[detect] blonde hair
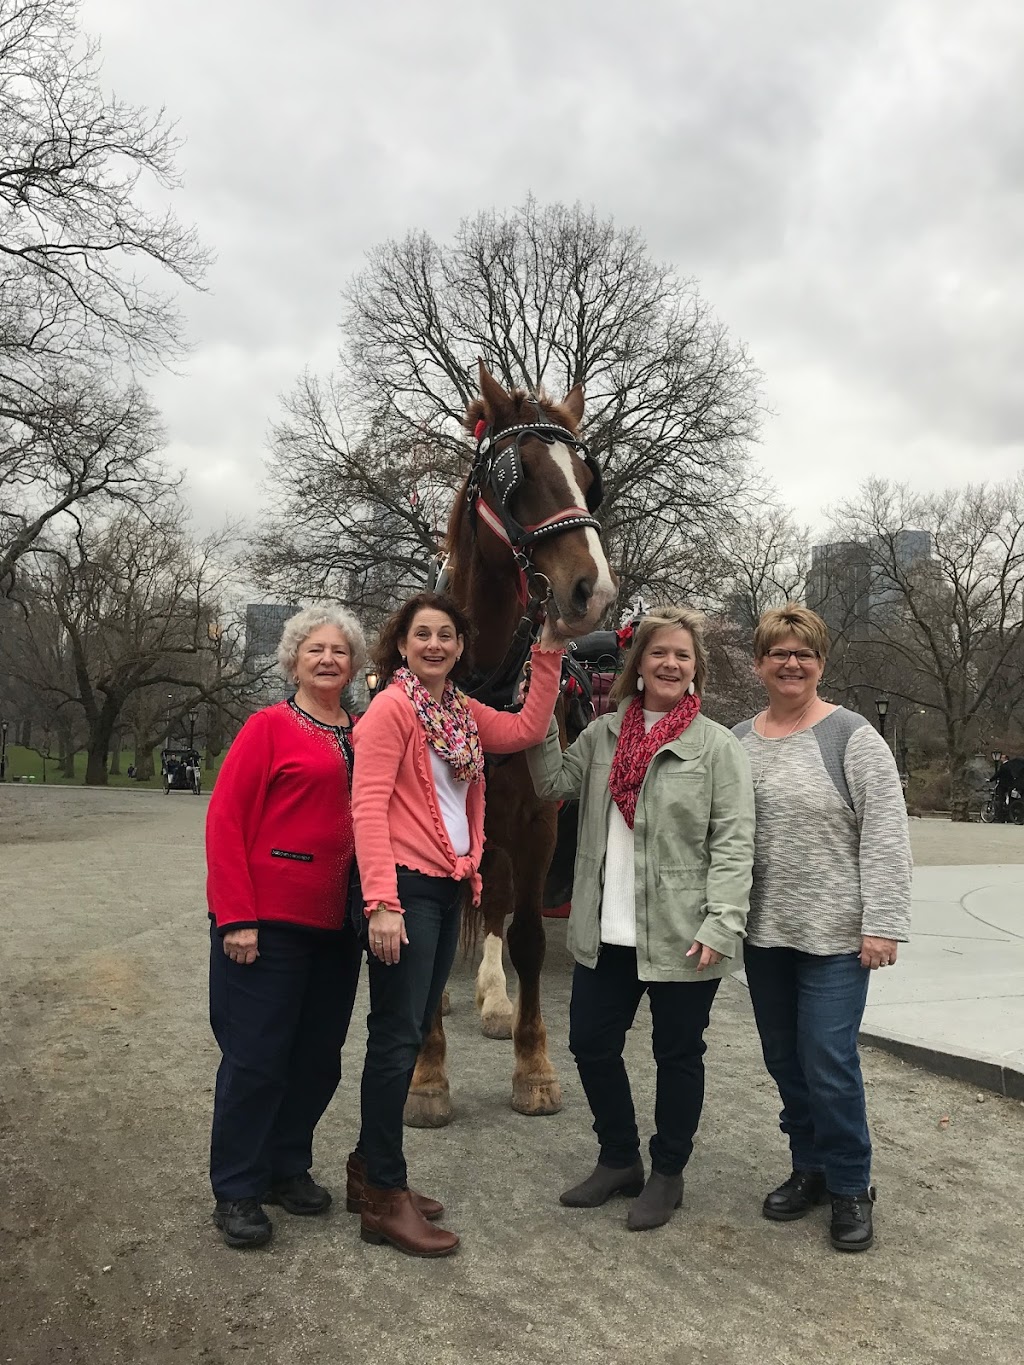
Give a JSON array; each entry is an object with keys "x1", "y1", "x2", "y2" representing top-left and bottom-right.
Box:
[
  {"x1": 753, "y1": 603, "x2": 829, "y2": 662},
  {"x1": 609, "y1": 605, "x2": 708, "y2": 705},
  {"x1": 277, "y1": 604, "x2": 368, "y2": 683}
]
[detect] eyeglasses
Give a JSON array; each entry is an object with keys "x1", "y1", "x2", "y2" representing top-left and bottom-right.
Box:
[{"x1": 765, "y1": 648, "x2": 819, "y2": 663}]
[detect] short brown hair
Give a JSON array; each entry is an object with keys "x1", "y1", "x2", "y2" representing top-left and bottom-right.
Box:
[
  {"x1": 373, "y1": 592, "x2": 475, "y2": 689},
  {"x1": 609, "y1": 605, "x2": 709, "y2": 705},
  {"x1": 753, "y1": 603, "x2": 829, "y2": 662}
]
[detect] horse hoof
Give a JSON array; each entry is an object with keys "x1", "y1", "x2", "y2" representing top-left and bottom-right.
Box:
[
  {"x1": 480, "y1": 1006, "x2": 514, "y2": 1040},
  {"x1": 404, "y1": 1088, "x2": 453, "y2": 1129},
  {"x1": 441, "y1": 989, "x2": 451, "y2": 1017},
  {"x1": 511, "y1": 1078, "x2": 563, "y2": 1116}
]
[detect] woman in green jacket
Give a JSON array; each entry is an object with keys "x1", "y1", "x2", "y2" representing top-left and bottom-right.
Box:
[{"x1": 528, "y1": 605, "x2": 755, "y2": 1231}]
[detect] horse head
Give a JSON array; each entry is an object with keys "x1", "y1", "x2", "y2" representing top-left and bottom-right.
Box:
[{"x1": 461, "y1": 361, "x2": 618, "y2": 635}]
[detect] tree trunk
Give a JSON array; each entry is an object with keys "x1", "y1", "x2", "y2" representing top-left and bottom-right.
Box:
[
  {"x1": 134, "y1": 745, "x2": 155, "y2": 781},
  {"x1": 84, "y1": 698, "x2": 122, "y2": 786},
  {"x1": 109, "y1": 728, "x2": 122, "y2": 776},
  {"x1": 948, "y1": 745, "x2": 970, "y2": 823}
]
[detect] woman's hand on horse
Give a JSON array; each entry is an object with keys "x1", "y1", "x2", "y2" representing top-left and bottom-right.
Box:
[
  {"x1": 368, "y1": 906, "x2": 409, "y2": 965},
  {"x1": 685, "y1": 940, "x2": 723, "y2": 972},
  {"x1": 223, "y1": 927, "x2": 259, "y2": 965},
  {"x1": 539, "y1": 616, "x2": 568, "y2": 650}
]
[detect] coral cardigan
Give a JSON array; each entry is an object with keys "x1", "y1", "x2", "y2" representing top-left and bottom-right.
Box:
[
  {"x1": 351, "y1": 646, "x2": 563, "y2": 914},
  {"x1": 206, "y1": 701, "x2": 355, "y2": 933}
]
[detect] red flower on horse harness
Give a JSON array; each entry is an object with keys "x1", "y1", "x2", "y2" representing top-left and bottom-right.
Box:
[{"x1": 615, "y1": 623, "x2": 635, "y2": 651}]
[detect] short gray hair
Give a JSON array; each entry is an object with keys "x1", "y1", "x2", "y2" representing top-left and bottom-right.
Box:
[{"x1": 277, "y1": 604, "x2": 368, "y2": 684}]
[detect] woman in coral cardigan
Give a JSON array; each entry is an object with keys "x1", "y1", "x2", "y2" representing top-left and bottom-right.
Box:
[{"x1": 350, "y1": 591, "x2": 564, "y2": 1257}]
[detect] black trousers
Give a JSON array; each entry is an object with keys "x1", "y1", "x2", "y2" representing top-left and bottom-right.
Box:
[
  {"x1": 209, "y1": 921, "x2": 361, "y2": 1201},
  {"x1": 357, "y1": 869, "x2": 463, "y2": 1189},
  {"x1": 569, "y1": 945, "x2": 720, "y2": 1176}
]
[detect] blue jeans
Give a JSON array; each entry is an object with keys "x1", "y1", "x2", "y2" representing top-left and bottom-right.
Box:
[
  {"x1": 744, "y1": 945, "x2": 872, "y2": 1196},
  {"x1": 357, "y1": 869, "x2": 463, "y2": 1189}
]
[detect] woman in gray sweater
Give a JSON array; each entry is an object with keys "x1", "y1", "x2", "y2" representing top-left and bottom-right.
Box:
[
  {"x1": 529, "y1": 606, "x2": 754, "y2": 1232},
  {"x1": 734, "y1": 604, "x2": 912, "y2": 1254}
]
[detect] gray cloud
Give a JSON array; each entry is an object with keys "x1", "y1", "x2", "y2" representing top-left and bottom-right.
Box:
[{"x1": 82, "y1": 0, "x2": 1024, "y2": 534}]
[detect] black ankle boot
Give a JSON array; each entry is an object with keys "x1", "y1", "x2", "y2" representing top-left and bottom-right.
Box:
[
  {"x1": 762, "y1": 1169, "x2": 827, "y2": 1222},
  {"x1": 829, "y1": 1187, "x2": 875, "y2": 1251},
  {"x1": 213, "y1": 1198, "x2": 272, "y2": 1248},
  {"x1": 560, "y1": 1160, "x2": 645, "y2": 1208}
]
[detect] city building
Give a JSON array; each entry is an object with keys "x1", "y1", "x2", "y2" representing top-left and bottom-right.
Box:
[
  {"x1": 808, "y1": 531, "x2": 933, "y2": 639},
  {"x1": 244, "y1": 603, "x2": 297, "y2": 702}
]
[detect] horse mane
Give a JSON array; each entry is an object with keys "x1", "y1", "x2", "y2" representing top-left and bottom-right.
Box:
[{"x1": 446, "y1": 386, "x2": 581, "y2": 573}]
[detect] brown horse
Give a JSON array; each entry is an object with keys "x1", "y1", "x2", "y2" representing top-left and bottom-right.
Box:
[{"x1": 403, "y1": 362, "x2": 618, "y2": 1127}]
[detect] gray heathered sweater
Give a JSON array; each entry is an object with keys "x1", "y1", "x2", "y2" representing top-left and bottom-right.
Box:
[{"x1": 733, "y1": 707, "x2": 912, "y2": 954}]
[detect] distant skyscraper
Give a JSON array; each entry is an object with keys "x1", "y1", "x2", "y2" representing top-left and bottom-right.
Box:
[
  {"x1": 245, "y1": 603, "x2": 297, "y2": 701},
  {"x1": 808, "y1": 532, "x2": 932, "y2": 639}
]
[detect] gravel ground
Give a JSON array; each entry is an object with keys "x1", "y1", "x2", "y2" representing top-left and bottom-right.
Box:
[{"x1": 1, "y1": 786, "x2": 1022, "y2": 1365}]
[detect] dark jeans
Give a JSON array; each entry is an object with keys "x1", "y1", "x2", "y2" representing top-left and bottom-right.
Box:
[
  {"x1": 569, "y1": 945, "x2": 720, "y2": 1177},
  {"x1": 209, "y1": 921, "x2": 361, "y2": 1201},
  {"x1": 357, "y1": 869, "x2": 463, "y2": 1189},
  {"x1": 744, "y1": 944, "x2": 872, "y2": 1196}
]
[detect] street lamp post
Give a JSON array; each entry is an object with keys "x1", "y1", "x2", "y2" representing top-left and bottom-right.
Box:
[
  {"x1": 0, "y1": 719, "x2": 8, "y2": 782},
  {"x1": 365, "y1": 667, "x2": 379, "y2": 700},
  {"x1": 165, "y1": 693, "x2": 173, "y2": 749},
  {"x1": 874, "y1": 696, "x2": 889, "y2": 742}
]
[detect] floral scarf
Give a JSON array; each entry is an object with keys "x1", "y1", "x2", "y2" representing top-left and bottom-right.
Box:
[
  {"x1": 608, "y1": 692, "x2": 702, "y2": 829},
  {"x1": 395, "y1": 666, "x2": 485, "y2": 784}
]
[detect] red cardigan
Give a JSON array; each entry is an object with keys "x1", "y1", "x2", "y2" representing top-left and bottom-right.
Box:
[
  {"x1": 206, "y1": 701, "x2": 355, "y2": 934},
  {"x1": 351, "y1": 647, "x2": 563, "y2": 914}
]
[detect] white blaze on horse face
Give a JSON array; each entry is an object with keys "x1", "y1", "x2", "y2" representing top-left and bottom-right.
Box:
[{"x1": 545, "y1": 442, "x2": 618, "y2": 620}]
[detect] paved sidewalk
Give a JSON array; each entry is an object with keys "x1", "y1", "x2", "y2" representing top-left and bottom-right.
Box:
[{"x1": 859, "y1": 862, "x2": 1024, "y2": 1097}]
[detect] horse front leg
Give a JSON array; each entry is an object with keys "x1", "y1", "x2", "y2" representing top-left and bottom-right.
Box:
[
  {"x1": 403, "y1": 1004, "x2": 453, "y2": 1128},
  {"x1": 474, "y1": 847, "x2": 515, "y2": 1040},
  {"x1": 506, "y1": 809, "x2": 562, "y2": 1116}
]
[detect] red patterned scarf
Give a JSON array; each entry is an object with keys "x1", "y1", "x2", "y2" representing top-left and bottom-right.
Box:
[{"x1": 608, "y1": 692, "x2": 702, "y2": 829}]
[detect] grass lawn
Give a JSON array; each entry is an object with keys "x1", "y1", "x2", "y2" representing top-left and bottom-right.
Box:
[{"x1": 2, "y1": 745, "x2": 225, "y2": 790}]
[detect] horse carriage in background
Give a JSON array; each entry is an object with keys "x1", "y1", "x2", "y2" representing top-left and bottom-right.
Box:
[{"x1": 161, "y1": 748, "x2": 202, "y2": 796}]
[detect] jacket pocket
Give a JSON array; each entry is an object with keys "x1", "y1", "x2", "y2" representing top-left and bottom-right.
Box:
[{"x1": 270, "y1": 849, "x2": 314, "y2": 862}]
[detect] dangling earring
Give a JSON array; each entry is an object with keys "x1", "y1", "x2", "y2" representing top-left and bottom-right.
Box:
[
  {"x1": 687, "y1": 680, "x2": 695, "y2": 695},
  {"x1": 400, "y1": 654, "x2": 408, "y2": 667},
  {"x1": 636, "y1": 676, "x2": 645, "y2": 692}
]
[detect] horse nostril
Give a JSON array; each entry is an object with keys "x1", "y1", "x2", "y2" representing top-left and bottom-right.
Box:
[{"x1": 570, "y1": 577, "x2": 594, "y2": 615}]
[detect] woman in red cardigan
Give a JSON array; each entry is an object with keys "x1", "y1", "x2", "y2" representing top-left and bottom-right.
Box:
[
  {"x1": 349, "y1": 591, "x2": 564, "y2": 1256},
  {"x1": 205, "y1": 604, "x2": 367, "y2": 1249}
]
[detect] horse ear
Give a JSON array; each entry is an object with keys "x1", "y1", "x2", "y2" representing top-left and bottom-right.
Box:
[
  {"x1": 478, "y1": 360, "x2": 512, "y2": 421},
  {"x1": 562, "y1": 383, "x2": 585, "y2": 426}
]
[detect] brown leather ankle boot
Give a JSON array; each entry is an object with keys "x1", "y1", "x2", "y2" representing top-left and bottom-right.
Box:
[
  {"x1": 360, "y1": 1185, "x2": 459, "y2": 1257},
  {"x1": 345, "y1": 1151, "x2": 444, "y2": 1221}
]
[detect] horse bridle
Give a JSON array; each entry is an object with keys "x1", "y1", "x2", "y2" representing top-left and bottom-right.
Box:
[{"x1": 467, "y1": 405, "x2": 604, "y2": 598}]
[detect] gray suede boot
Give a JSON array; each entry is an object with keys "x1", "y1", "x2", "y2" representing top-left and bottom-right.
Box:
[
  {"x1": 559, "y1": 1159, "x2": 646, "y2": 1208},
  {"x1": 626, "y1": 1172, "x2": 683, "y2": 1231}
]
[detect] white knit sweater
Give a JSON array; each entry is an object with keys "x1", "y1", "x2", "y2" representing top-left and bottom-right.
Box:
[{"x1": 600, "y1": 710, "x2": 662, "y2": 946}]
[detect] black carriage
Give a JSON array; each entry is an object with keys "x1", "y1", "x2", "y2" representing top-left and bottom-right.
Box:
[{"x1": 161, "y1": 747, "x2": 202, "y2": 796}]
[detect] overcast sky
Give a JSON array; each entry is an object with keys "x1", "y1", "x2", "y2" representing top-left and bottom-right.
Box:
[{"x1": 81, "y1": 0, "x2": 1024, "y2": 537}]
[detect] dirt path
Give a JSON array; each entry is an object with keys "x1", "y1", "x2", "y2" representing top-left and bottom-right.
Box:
[{"x1": 1, "y1": 788, "x2": 1022, "y2": 1365}]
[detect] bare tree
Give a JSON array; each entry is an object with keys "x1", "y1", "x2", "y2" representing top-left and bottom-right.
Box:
[
  {"x1": 715, "y1": 503, "x2": 810, "y2": 629},
  {"x1": 13, "y1": 505, "x2": 261, "y2": 784},
  {"x1": 252, "y1": 198, "x2": 763, "y2": 612},
  {"x1": 0, "y1": 0, "x2": 208, "y2": 590},
  {"x1": 824, "y1": 477, "x2": 1024, "y2": 819}
]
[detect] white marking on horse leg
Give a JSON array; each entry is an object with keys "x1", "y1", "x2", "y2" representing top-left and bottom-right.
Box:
[{"x1": 476, "y1": 932, "x2": 514, "y2": 1037}]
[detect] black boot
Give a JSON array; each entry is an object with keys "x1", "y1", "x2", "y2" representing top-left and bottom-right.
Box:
[
  {"x1": 627, "y1": 1172, "x2": 683, "y2": 1231},
  {"x1": 762, "y1": 1170, "x2": 827, "y2": 1222},
  {"x1": 829, "y1": 1187, "x2": 875, "y2": 1251},
  {"x1": 265, "y1": 1171, "x2": 332, "y2": 1215},
  {"x1": 213, "y1": 1198, "x2": 272, "y2": 1248},
  {"x1": 560, "y1": 1159, "x2": 645, "y2": 1207}
]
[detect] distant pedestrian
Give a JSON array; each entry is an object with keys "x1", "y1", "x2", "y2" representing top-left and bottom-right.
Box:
[
  {"x1": 734, "y1": 604, "x2": 912, "y2": 1252},
  {"x1": 529, "y1": 605, "x2": 755, "y2": 1231},
  {"x1": 205, "y1": 604, "x2": 367, "y2": 1249}
]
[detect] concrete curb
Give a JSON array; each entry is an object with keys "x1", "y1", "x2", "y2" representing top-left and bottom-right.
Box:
[{"x1": 858, "y1": 1031, "x2": 1024, "y2": 1101}]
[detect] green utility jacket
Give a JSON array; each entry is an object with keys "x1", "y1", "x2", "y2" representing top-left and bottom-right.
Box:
[{"x1": 527, "y1": 706, "x2": 755, "y2": 982}]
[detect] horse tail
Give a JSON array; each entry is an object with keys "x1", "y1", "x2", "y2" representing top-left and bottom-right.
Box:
[{"x1": 459, "y1": 882, "x2": 484, "y2": 957}]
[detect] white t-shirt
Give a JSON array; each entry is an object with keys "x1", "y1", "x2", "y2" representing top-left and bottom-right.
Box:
[
  {"x1": 600, "y1": 710, "x2": 662, "y2": 947},
  {"x1": 429, "y1": 749, "x2": 471, "y2": 856}
]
